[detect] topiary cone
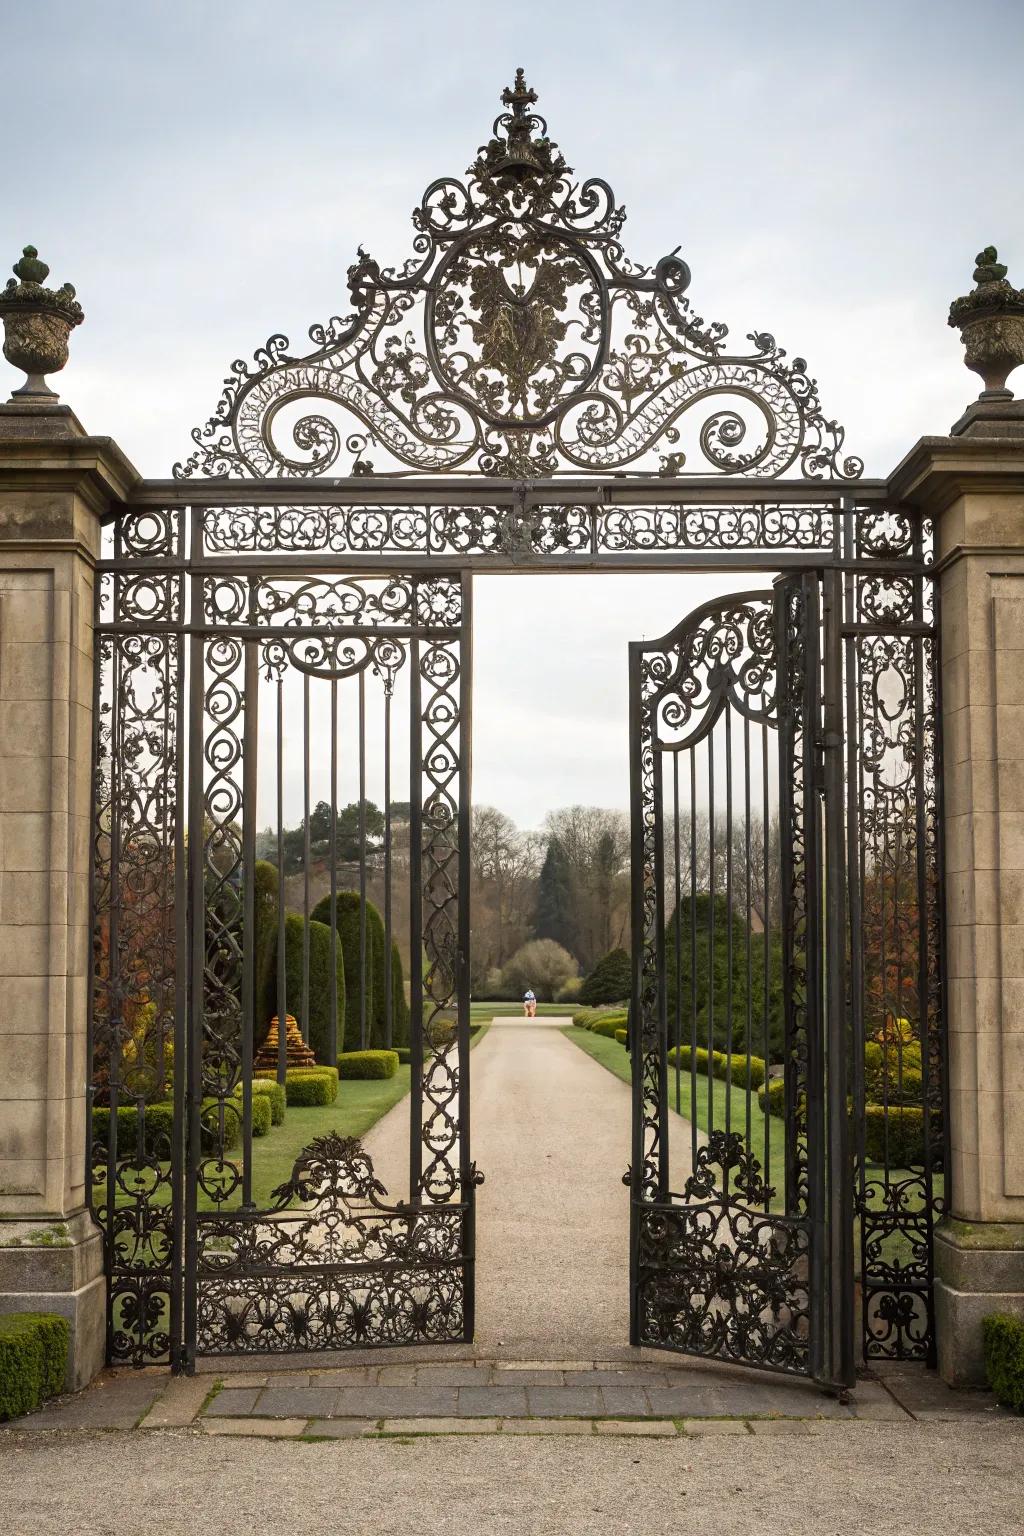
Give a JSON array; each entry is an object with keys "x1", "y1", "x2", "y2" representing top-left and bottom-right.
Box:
[{"x1": 254, "y1": 1013, "x2": 318, "y2": 1071}]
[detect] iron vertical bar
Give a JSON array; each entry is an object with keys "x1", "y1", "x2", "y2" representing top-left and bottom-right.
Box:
[
  {"x1": 690, "y1": 747, "x2": 699, "y2": 1171},
  {"x1": 240, "y1": 633, "x2": 258, "y2": 1207},
  {"x1": 673, "y1": 751, "x2": 682, "y2": 1116},
  {"x1": 409, "y1": 628, "x2": 424, "y2": 1199},
  {"x1": 823, "y1": 564, "x2": 854, "y2": 1389},
  {"x1": 628, "y1": 639, "x2": 646, "y2": 1346},
  {"x1": 458, "y1": 573, "x2": 475, "y2": 1340},
  {"x1": 276, "y1": 678, "x2": 287, "y2": 1084},
  {"x1": 301, "y1": 672, "x2": 311, "y2": 1047},
  {"x1": 184, "y1": 531, "x2": 205, "y2": 1373},
  {"x1": 329, "y1": 678, "x2": 339, "y2": 1059},
  {"x1": 653, "y1": 747, "x2": 669, "y2": 1199},
  {"x1": 725, "y1": 706, "x2": 734, "y2": 1146},
  {"x1": 359, "y1": 670, "x2": 368, "y2": 1050},
  {"x1": 170, "y1": 616, "x2": 187, "y2": 1369},
  {"x1": 384, "y1": 682, "x2": 393, "y2": 1049}
]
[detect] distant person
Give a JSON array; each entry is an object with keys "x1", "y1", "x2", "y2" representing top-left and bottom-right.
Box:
[{"x1": 523, "y1": 988, "x2": 537, "y2": 1018}]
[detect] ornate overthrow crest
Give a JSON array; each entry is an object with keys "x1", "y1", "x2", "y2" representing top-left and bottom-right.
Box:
[{"x1": 177, "y1": 70, "x2": 862, "y2": 481}]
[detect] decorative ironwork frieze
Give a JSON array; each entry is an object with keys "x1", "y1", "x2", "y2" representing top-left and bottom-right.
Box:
[{"x1": 178, "y1": 73, "x2": 862, "y2": 483}]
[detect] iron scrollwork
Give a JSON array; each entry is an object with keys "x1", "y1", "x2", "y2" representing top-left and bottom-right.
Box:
[
  {"x1": 196, "y1": 1134, "x2": 466, "y2": 1353},
  {"x1": 178, "y1": 71, "x2": 862, "y2": 483}
]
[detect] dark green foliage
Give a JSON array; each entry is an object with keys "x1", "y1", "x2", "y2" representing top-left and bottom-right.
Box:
[
  {"x1": 395, "y1": 1047, "x2": 412, "y2": 1065},
  {"x1": 862, "y1": 1105, "x2": 928, "y2": 1165},
  {"x1": 93, "y1": 1100, "x2": 242, "y2": 1155},
  {"x1": 389, "y1": 941, "x2": 410, "y2": 1048},
  {"x1": 983, "y1": 1314, "x2": 1024, "y2": 1413},
  {"x1": 337, "y1": 1049, "x2": 399, "y2": 1080},
  {"x1": 311, "y1": 891, "x2": 387, "y2": 1050},
  {"x1": 664, "y1": 895, "x2": 784, "y2": 1060},
  {"x1": 253, "y1": 861, "x2": 280, "y2": 1044},
  {"x1": 580, "y1": 946, "x2": 631, "y2": 1006},
  {"x1": 0, "y1": 1314, "x2": 69, "y2": 1420},
  {"x1": 264, "y1": 912, "x2": 346, "y2": 1065},
  {"x1": 534, "y1": 836, "x2": 574, "y2": 952},
  {"x1": 262, "y1": 799, "x2": 387, "y2": 875}
]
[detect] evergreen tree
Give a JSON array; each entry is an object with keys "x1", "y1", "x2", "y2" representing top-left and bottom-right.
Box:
[
  {"x1": 534, "y1": 837, "x2": 574, "y2": 952},
  {"x1": 580, "y1": 946, "x2": 632, "y2": 1005}
]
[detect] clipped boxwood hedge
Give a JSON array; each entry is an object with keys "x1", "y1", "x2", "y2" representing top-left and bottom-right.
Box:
[
  {"x1": 863, "y1": 1104, "x2": 928, "y2": 1166},
  {"x1": 92, "y1": 1100, "x2": 242, "y2": 1155},
  {"x1": 0, "y1": 1313, "x2": 69, "y2": 1420},
  {"x1": 251, "y1": 1077, "x2": 286, "y2": 1125},
  {"x1": 229, "y1": 1085, "x2": 272, "y2": 1137},
  {"x1": 395, "y1": 1047, "x2": 412, "y2": 1065},
  {"x1": 589, "y1": 1015, "x2": 628, "y2": 1039},
  {"x1": 668, "y1": 1045, "x2": 767, "y2": 1090},
  {"x1": 256, "y1": 1066, "x2": 339, "y2": 1107},
  {"x1": 311, "y1": 891, "x2": 386, "y2": 1050},
  {"x1": 983, "y1": 1313, "x2": 1024, "y2": 1414},
  {"x1": 614, "y1": 1028, "x2": 628, "y2": 1045},
  {"x1": 337, "y1": 1049, "x2": 399, "y2": 1080}
]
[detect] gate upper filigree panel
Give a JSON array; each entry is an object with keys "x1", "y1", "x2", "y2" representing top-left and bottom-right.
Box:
[{"x1": 177, "y1": 71, "x2": 862, "y2": 482}]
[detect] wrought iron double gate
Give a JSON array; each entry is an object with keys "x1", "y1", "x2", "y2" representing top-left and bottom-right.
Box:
[{"x1": 87, "y1": 71, "x2": 945, "y2": 1382}]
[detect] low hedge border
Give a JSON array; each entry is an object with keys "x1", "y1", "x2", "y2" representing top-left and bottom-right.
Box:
[
  {"x1": 338, "y1": 1050, "x2": 399, "y2": 1080},
  {"x1": 668, "y1": 1045, "x2": 767, "y2": 1091},
  {"x1": 0, "y1": 1313, "x2": 69, "y2": 1421},
  {"x1": 983, "y1": 1313, "x2": 1024, "y2": 1414},
  {"x1": 92, "y1": 1100, "x2": 242, "y2": 1155},
  {"x1": 255, "y1": 1066, "x2": 339, "y2": 1107},
  {"x1": 614, "y1": 1028, "x2": 628, "y2": 1045},
  {"x1": 758, "y1": 1081, "x2": 935, "y2": 1166}
]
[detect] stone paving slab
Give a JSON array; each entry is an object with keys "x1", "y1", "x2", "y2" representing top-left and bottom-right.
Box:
[
  {"x1": 8, "y1": 1359, "x2": 1014, "y2": 1436},
  {"x1": 382, "y1": 1417, "x2": 502, "y2": 1435},
  {"x1": 202, "y1": 1417, "x2": 307, "y2": 1437}
]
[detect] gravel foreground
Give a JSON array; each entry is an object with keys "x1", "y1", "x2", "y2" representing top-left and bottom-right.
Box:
[{"x1": 1, "y1": 1421, "x2": 1021, "y2": 1536}]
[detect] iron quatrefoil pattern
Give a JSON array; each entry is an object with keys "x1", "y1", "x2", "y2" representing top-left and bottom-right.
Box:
[{"x1": 177, "y1": 69, "x2": 863, "y2": 482}]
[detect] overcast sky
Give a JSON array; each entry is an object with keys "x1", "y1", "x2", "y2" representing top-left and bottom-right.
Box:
[{"x1": 4, "y1": 2, "x2": 1023, "y2": 826}]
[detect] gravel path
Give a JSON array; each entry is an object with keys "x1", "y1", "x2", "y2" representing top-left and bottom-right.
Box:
[
  {"x1": 364, "y1": 1015, "x2": 695, "y2": 1359},
  {"x1": 2, "y1": 1420, "x2": 1021, "y2": 1536}
]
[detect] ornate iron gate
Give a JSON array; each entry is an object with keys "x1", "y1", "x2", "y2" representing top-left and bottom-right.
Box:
[
  {"x1": 629, "y1": 576, "x2": 849, "y2": 1384},
  {"x1": 87, "y1": 70, "x2": 945, "y2": 1373},
  {"x1": 90, "y1": 541, "x2": 475, "y2": 1366}
]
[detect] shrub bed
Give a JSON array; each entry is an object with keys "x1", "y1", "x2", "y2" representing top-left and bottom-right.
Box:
[
  {"x1": 983, "y1": 1313, "x2": 1024, "y2": 1414},
  {"x1": 0, "y1": 1313, "x2": 69, "y2": 1421},
  {"x1": 395, "y1": 1047, "x2": 412, "y2": 1065},
  {"x1": 614, "y1": 1028, "x2": 628, "y2": 1045},
  {"x1": 337, "y1": 1049, "x2": 399, "y2": 1081},
  {"x1": 572, "y1": 1006, "x2": 626, "y2": 1029}
]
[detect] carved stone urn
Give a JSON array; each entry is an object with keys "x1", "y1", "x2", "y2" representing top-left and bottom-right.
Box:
[
  {"x1": 0, "y1": 246, "x2": 84, "y2": 399},
  {"x1": 948, "y1": 247, "x2": 1024, "y2": 398}
]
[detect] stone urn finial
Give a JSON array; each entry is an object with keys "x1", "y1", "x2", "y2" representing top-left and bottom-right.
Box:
[
  {"x1": 948, "y1": 246, "x2": 1024, "y2": 399},
  {"x1": 0, "y1": 245, "x2": 84, "y2": 401}
]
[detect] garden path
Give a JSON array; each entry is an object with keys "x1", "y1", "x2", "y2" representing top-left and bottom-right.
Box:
[{"x1": 363, "y1": 1015, "x2": 699, "y2": 1360}]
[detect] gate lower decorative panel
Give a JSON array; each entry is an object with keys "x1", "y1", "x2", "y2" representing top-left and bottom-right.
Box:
[{"x1": 195, "y1": 1135, "x2": 467, "y2": 1353}]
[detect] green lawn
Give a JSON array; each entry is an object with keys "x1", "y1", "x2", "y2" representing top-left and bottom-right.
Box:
[
  {"x1": 563, "y1": 1025, "x2": 789, "y2": 1205},
  {"x1": 228, "y1": 1064, "x2": 415, "y2": 1210},
  {"x1": 235, "y1": 1023, "x2": 491, "y2": 1209}
]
